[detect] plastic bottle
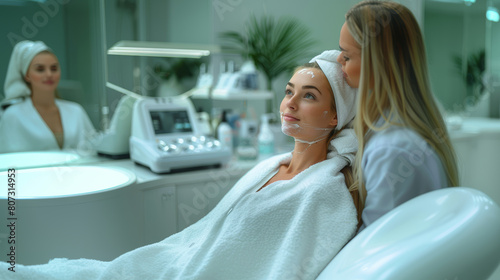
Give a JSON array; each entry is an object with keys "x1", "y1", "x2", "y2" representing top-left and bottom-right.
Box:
[
  {"x1": 258, "y1": 114, "x2": 274, "y2": 158},
  {"x1": 215, "y1": 61, "x2": 232, "y2": 90},
  {"x1": 240, "y1": 60, "x2": 259, "y2": 90},
  {"x1": 196, "y1": 107, "x2": 212, "y2": 136},
  {"x1": 236, "y1": 118, "x2": 258, "y2": 160},
  {"x1": 217, "y1": 110, "x2": 233, "y2": 149},
  {"x1": 196, "y1": 63, "x2": 213, "y2": 88}
]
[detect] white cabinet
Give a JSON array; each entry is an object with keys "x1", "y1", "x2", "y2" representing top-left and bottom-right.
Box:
[
  {"x1": 143, "y1": 185, "x2": 177, "y2": 243},
  {"x1": 142, "y1": 165, "x2": 250, "y2": 244},
  {"x1": 449, "y1": 117, "x2": 500, "y2": 206}
]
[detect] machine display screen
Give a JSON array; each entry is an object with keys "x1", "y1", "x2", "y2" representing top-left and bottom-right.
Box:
[{"x1": 150, "y1": 110, "x2": 193, "y2": 134}]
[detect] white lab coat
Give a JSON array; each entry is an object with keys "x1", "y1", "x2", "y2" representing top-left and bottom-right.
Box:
[
  {"x1": 359, "y1": 124, "x2": 449, "y2": 231},
  {"x1": 0, "y1": 98, "x2": 95, "y2": 153}
]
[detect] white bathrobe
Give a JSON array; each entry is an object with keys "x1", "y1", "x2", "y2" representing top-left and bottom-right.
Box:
[
  {"x1": 0, "y1": 148, "x2": 358, "y2": 279},
  {"x1": 0, "y1": 98, "x2": 95, "y2": 153}
]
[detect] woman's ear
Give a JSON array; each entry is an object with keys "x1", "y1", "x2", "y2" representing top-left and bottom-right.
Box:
[
  {"x1": 329, "y1": 113, "x2": 338, "y2": 127},
  {"x1": 24, "y1": 74, "x2": 31, "y2": 83}
]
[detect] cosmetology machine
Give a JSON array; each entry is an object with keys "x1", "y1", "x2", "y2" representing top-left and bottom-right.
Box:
[
  {"x1": 129, "y1": 96, "x2": 232, "y2": 173},
  {"x1": 95, "y1": 95, "x2": 138, "y2": 158}
]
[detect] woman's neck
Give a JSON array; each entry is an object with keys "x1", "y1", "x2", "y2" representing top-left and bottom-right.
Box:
[
  {"x1": 31, "y1": 90, "x2": 56, "y2": 108},
  {"x1": 286, "y1": 139, "x2": 329, "y2": 175}
]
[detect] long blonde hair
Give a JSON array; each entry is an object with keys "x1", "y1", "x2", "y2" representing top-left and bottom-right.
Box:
[{"x1": 346, "y1": 0, "x2": 459, "y2": 207}]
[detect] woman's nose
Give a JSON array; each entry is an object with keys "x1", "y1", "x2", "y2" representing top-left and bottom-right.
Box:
[
  {"x1": 336, "y1": 54, "x2": 344, "y2": 65},
  {"x1": 286, "y1": 96, "x2": 298, "y2": 110}
]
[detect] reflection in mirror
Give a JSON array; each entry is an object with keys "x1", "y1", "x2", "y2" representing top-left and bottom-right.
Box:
[
  {"x1": 486, "y1": 0, "x2": 500, "y2": 118},
  {"x1": 424, "y1": 0, "x2": 500, "y2": 118},
  {"x1": 0, "y1": 151, "x2": 80, "y2": 172},
  {"x1": 0, "y1": 0, "x2": 103, "y2": 157}
]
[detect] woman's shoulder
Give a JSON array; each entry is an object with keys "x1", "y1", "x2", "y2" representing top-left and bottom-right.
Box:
[
  {"x1": 56, "y1": 99, "x2": 83, "y2": 108},
  {"x1": 56, "y1": 99, "x2": 87, "y2": 114},
  {"x1": 1, "y1": 99, "x2": 30, "y2": 117},
  {"x1": 368, "y1": 125, "x2": 426, "y2": 149},
  {"x1": 252, "y1": 152, "x2": 292, "y2": 170}
]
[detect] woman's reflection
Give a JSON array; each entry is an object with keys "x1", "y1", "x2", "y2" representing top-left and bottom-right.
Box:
[{"x1": 0, "y1": 40, "x2": 95, "y2": 154}]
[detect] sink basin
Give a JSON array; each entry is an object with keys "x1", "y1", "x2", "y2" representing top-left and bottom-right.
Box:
[
  {"x1": 0, "y1": 151, "x2": 81, "y2": 171},
  {"x1": 0, "y1": 165, "x2": 136, "y2": 199},
  {"x1": 0, "y1": 165, "x2": 140, "y2": 265}
]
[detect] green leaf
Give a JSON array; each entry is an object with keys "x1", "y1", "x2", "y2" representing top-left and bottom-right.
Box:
[{"x1": 219, "y1": 14, "x2": 316, "y2": 90}]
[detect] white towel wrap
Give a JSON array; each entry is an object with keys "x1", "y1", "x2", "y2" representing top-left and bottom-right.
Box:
[
  {"x1": 4, "y1": 40, "x2": 52, "y2": 101},
  {"x1": 309, "y1": 50, "x2": 357, "y2": 131}
]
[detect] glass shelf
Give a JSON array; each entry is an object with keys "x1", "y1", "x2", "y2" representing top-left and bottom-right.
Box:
[
  {"x1": 107, "y1": 40, "x2": 220, "y2": 58},
  {"x1": 191, "y1": 88, "x2": 273, "y2": 100}
]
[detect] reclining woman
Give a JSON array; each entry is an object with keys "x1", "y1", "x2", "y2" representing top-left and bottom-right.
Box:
[{"x1": 0, "y1": 50, "x2": 359, "y2": 280}]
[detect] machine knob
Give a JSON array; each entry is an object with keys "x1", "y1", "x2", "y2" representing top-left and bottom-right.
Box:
[
  {"x1": 212, "y1": 140, "x2": 221, "y2": 149},
  {"x1": 168, "y1": 144, "x2": 178, "y2": 153},
  {"x1": 157, "y1": 139, "x2": 167, "y2": 150}
]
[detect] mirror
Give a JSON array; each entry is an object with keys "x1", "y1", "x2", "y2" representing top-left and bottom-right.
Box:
[
  {"x1": 424, "y1": 0, "x2": 500, "y2": 118},
  {"x1": 486, "y1": 0, "x2": 500, "y2": 118},
  {"x1": 0, "y1": 0, "x2": 103, "y2": 127},
  {"x1": 0, "y1": 0, "x2": 105, "y2": 157}
]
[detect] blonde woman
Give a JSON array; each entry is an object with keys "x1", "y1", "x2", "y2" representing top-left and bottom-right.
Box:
[
  {"x1": 337, "y1": 0, "x2": 459, "y2": 231},
  {"x1": 0, "y1": 40, "x2": 95, "y2": 153}
]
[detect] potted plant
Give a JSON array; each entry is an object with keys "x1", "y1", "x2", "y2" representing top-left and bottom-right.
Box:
[
  {"x1": 220, "y1": 15, "x2": 316, "y2": 112},
  {"x1": 153, "y1": 58, "x2": 202, "y2": 96},
  {"x1": 453, "y1": 49, "x2": 487, "y2": 115}
]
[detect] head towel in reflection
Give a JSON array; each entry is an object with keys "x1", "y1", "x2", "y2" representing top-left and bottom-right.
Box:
[{"x1": 4, "y1": 40, "x2": 52, "y2": 101}]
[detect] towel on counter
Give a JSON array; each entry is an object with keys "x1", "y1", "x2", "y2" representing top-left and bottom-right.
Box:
[
  {"x1": 4, "y1": 40, "x2": 52, "y2": 101},
  {"x1": 0, "y1": 140, "x2": 358, "y2": 279}
]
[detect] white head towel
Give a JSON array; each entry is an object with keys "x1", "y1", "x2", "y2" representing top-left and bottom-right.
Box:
[
  {"x1": 309, "y1": 50, "x2": 358, "y2": 163},
  {"x1": 327, "y1": 128, "x2": 358, "y2": 162},
  {"x1": 309, "y1": 50, "x2": 357, "y2": 130},
  {"x1": 4, "y1": 40, "x2": 52, "y2": 101}
]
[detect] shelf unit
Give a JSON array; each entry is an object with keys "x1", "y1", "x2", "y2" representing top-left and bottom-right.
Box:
[{"x1": 191, "y1": 88, "x2": 273, "y2": 100}]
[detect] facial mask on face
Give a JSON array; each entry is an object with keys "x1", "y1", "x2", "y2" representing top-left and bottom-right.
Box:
[
  {"x1": 280, "y1": 111, "x2": 334, "y2": 154},
  {"x1": 296, "y1": 69, "x2": 315, "y2": 79}
]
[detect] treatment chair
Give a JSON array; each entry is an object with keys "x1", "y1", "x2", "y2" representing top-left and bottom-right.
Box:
[{"x1": 317, "y1": 187, "x2": 500, "y2": 280}]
